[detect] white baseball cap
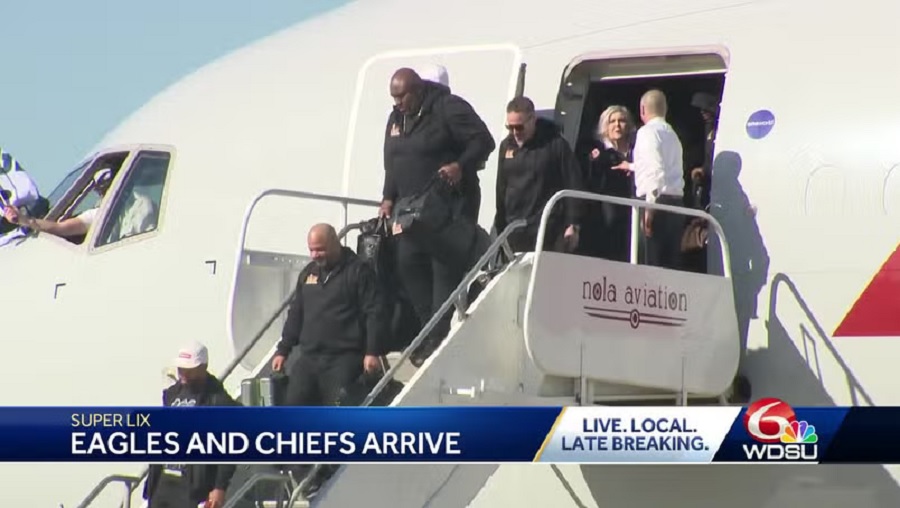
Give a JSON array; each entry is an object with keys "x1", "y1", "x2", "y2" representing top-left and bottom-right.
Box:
[
  {"x1": 92, "y1": 168, "x2": 113, "y2": 185},
  {"x1": 417, "y1": 63, "x2": 449, "y2": 87},
  {"x1": 174, "y1": 341, "x2": 208, "y2": 369}
]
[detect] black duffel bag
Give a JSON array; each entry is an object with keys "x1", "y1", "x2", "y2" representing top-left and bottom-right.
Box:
[
  {"x1": 392, "y1": 176, "x2": 455, "y2": 236},
  {"x1": 419, "y1": 214, "x2": 491, "y2": 274},
  {"x1": 392, "y1": 177, "x2": 491, "y2": 273}
]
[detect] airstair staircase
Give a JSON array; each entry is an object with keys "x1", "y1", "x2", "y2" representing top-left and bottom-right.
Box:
[{"x1": 74, "y1": 190, "x2": 742, "y2": 508}]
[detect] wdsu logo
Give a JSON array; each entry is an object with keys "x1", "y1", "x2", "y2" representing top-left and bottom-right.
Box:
[{"x1": 741, "y1": 398, "x2": 818, "y2": 461}]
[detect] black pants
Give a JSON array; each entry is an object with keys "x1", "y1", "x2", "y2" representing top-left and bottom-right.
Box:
[
  {"x1": 642, "y1": 195, "x2": 685, "y2": 270},
  {"x1": 395, "y1": 233, "x2": 464, "y2": 342},
  {"x1": 579, "y1": 203, "x2": 632, "y2": 262},
  {"x1": 282, "y1": 352, "x2": 362, "y2": 489},
  {"x1": 394, "y1": 185, "x2": 479, "y2": 343},
  {"x1": 463, "y1": 182, "x2": 481, "y2": 224},
  {"x1": 149, "y1": 474, "x2": 198, "y2": 508},
  {"x1": 284, "y1": 352, "x2": 363, "y2": 406}
]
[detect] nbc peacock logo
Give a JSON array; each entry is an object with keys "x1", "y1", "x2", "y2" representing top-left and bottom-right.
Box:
[
  {"x1": 779, "y1": 420, "x2": 818, "y2": 445},
  {"x1": 741, "y1": 398, "x2": 819, "y2": 461}
]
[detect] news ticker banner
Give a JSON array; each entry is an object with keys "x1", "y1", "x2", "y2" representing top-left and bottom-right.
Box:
[{"x1": 0, "y1": 399, "x2": 897, "y2": 463}]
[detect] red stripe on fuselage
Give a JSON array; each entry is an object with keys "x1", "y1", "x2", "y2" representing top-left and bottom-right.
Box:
[{"x1": 833, "y1": 244, "x2": 900, "y2": 337}]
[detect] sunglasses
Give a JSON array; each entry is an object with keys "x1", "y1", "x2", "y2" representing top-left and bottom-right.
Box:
[{"x1": 506, "y1": 124, "x2": 526, "y2": 132}]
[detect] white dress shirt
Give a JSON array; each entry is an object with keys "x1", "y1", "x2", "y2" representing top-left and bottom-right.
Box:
[
  {"x1": 632, "y1": 117, "x2": 684, "y2": 203},
  {"x1": 76, "y1": 207, "x2": 99, "y2": 228}
]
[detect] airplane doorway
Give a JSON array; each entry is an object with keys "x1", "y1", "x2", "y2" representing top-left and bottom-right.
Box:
[
  {"x1": 573, "y1": 74, "x2": 726, "y2": 193},
  {"x1": 553, "y1": 51, "x2": 727, "y2": 271},
  {"x1": 554, "y1": 51, "x2": 727, "y2": 191}
]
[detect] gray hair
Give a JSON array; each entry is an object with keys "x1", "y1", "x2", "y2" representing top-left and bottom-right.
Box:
[
  {"x1": 640, "y1": 89, "x2": 667, "y2": 117},
  {"x1": 597, "y1": 105, "x2": 636, "y2": 145}
]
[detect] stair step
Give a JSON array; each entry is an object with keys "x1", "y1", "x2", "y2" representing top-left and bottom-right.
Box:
[
  {"x1": 261, "y1": 501, "x2": 309, "y2": 508},
  {"x1": 385, "y1": 352, "x2": 418, "y2": 384}
]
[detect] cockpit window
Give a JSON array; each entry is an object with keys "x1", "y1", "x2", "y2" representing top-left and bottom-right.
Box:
[
  {"x1": 95, "y1": 151, "x2": 171, "y2": 247},
  {"x1": 45, "y1": 158, "x2": 93, "y2": 210}
]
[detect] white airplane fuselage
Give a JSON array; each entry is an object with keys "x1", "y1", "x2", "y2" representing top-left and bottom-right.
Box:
[{"x1": 2, "y1": 0, "x2": 900, "y2": 506}]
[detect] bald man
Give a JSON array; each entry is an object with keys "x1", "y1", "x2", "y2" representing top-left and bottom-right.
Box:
[
  {"x1": 381, "y1": 67, "x2": 495, "y2": 366},
  {"x1": 272, "y1": 223, "x2": 385, "y2": 405},
  {"x1": 270, "y1": 223, "x2": 386, "y2": 496},
  {"x1": 616, "y1": 90, "x2": 685, "y2": 269},
  {"x1": 382, "y1": 67, "x2": 494, "y2": 220}
]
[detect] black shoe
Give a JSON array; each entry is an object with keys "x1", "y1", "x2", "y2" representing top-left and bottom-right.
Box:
[
  {"x1": 410, "y1": 338, "x2": 441, "y2": 367},
  {"x1": 300, "y1": 465, "x2": 338, "y2": 500},
  {"x1": 299, "y1": 479, "x2": 322, "y2": 500}
]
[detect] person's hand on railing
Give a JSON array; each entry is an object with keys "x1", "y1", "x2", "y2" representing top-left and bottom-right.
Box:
[{"x1": 642, "y1": 209, "x2": 654, "y2": 237}]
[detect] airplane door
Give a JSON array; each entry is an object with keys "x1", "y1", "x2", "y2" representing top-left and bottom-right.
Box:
[
  {"x1": 553, "y1": 63, "x2": 591, "y2": 150},
  {"x1": 514, "y1": 63, "x2": 527, "y2": 98},
  {"x1": 342, "y1": 44, "x2": 524, "y2": 230}
]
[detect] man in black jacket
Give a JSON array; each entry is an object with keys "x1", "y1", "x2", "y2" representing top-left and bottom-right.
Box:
[
  {"x1": 379, "y1": 68, "x2": 495, "y2": 366},
  {"x1": 271, "y1": 223, "x2": 384, "y2": 403},
  {"x1": 144, "y1": 342, "x2": 239, "y2": 508},
  {"x1": 494, "y1": 96, "x2": 584, "y2": 253},
  {"x1": 271, "y1": 223, "x2": 384, "y2": 497}
]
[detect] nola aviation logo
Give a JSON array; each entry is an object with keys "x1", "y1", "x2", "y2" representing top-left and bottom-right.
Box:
[{"x1": 741, "y1": 398, "x2": 819, "y2": 461}]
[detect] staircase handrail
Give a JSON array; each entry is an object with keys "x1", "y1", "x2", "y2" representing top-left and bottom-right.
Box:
[
  {"x1": 74, "y1": 474, "x2": 142, "y2": 508},
  {"x1": 531, "y1": 190, "x2": 733, "y2": 276},
  {"x1": 221, "y1": 472, "x2": 294, "y2": 508}
]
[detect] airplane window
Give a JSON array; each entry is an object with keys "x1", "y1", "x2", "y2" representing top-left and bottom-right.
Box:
[
  {"x1": 70, "y1": 191, "x2": 102, "y2": 218},
  {"x1": 46, "y1": 159, "x2": 93, "y2": 209},
  {"x1": 95, "y1": 151, "x2": 171, "y2": 247}
]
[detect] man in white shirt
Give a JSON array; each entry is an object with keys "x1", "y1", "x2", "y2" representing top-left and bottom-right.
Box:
[{"x1": 617, "y1": 89, "x2": 685, "y2": 269}]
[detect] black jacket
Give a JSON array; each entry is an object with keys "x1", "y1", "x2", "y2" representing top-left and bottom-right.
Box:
[
  {"x1": 144, "y1": 373, "x2": 240, "y2": 503},
  {"x1": 276, "y1": 247, "x2": 384, "y2": 358},
  {"x1": 382, "y1": 81, "x2": 495, "y2": 201},
  {"x1": 494, "y1": 118, "x2": 585, "y2": 233}
]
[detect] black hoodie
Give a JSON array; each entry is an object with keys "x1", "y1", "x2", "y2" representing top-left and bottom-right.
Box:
[
  {"x1": 494, "y1": 118, "x2": 585, "y2": 233},
  {"x1": 144, "y1": 373, "x2": 240, "y2": 504},
  {"x1": 276, "y1": 246, "x2": 384, "y2": 358},
  {"x1": 382, "y1": 81, "x2": 496, "y2": 201}
]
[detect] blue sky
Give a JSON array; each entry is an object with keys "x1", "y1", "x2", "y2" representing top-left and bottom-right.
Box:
[{"x1": 0, "y1": 0, "x2": 349, "y2": 191}]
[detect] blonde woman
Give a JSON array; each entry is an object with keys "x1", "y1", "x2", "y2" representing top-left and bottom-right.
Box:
[{"x1": 579, "y1": 105, "x2": 636, "y2": 261}]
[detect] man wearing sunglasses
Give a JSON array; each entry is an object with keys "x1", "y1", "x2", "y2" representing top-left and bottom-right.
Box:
[{"x1": 494, "y1": 96, "x2": 584, "y2": 253}]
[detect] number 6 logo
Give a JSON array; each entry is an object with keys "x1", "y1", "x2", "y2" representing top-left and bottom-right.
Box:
[{"x1": 743, "y1": 397, "x2": 797, "y2": 444}]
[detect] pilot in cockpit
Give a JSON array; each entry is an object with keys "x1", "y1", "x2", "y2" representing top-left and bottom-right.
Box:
[{"x1": 2, "y1": 167, "x2": 113, "y2": 241}]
